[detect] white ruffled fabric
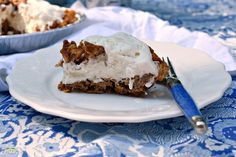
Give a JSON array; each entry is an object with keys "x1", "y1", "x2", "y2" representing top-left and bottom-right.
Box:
[{"x1": 0, "y1": 6, "x2": 235, "y2": 91}]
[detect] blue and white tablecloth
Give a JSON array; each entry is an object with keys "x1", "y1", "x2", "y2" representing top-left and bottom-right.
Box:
[
  {"x1": 1, "y1": 0, "x2": 236, "y2": 156},
  {"x1": 0, "y1": 76, "x2": 235, "y2": 156}
]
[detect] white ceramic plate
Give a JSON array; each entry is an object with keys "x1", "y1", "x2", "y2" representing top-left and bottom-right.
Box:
[
  {"x1": 0, "y1": 14, "x2": 85, "y2": 55},
  {"x1": 6, "y1": 41, "x2": 231, "y2": 122}
]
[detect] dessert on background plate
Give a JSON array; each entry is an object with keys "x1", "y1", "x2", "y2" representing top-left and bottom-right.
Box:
[
  {"x1": 57, "y1": 32, "x2": 169, "y2": 96},
  {"x1": 0, "y1": 0, "x2": 78, "y2": 35}
]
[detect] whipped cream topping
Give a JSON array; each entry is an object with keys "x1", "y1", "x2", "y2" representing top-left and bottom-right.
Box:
[{"x1": 62, "y1": 32, "x2": 159, "y2": 89}]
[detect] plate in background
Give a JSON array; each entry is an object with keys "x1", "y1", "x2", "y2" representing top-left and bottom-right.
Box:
[{"x1": 0, "y1": 14, "x2": 85, "y2": 55}]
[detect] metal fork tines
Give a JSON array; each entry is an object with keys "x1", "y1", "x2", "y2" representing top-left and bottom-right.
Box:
[{"x1": 163, "y1": 57, "x2": 208, "y2": 134}]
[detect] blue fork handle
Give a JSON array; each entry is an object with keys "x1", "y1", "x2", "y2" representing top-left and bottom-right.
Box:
[{"x1": 170, "y1": 83, "x2": 208, "y2": 134}]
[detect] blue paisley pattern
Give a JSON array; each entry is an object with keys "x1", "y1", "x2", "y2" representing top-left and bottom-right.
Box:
[
  {"x1": 0, "y1": 76, "x2": 236, "y2": 157},
  {"x1": 1, "y1": 0, "x2": 236, "y2": 156}
]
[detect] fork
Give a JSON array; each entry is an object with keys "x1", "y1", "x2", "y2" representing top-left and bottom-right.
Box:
[{"x1": 163, "y1": 57, "x2": 208, "y2": 134}]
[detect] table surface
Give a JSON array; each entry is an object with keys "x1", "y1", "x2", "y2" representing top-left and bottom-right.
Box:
[{"x1": 1, "y1": 1, "x2": 236, "y2": 157}]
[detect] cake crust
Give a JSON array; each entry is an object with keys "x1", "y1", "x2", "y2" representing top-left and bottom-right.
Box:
[
  {"x1": 60, "y1": 40, "x2": 106, "y2": 64},
  {"x1": 0, "y1": 0, "x2": 9, "y2": 4},
  {"x1": 58, "y1": 74, "x2": 154, "y2": 97},
  {"x1": 1, "y1": 19, "x2": 21, "y2": 35}
]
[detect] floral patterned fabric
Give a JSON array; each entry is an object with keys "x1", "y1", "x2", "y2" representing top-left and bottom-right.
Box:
[
  {"x1": 0, "y1": 76, "x2": 235, "y2": 157},
  {"x1": 1, "y1": 0, "x2": 236, "y2": 156}
]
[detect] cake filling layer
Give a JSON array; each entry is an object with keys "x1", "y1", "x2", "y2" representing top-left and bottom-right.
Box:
[{"x1": 62, "y1": 33, "x2": 159, "y2": 89}]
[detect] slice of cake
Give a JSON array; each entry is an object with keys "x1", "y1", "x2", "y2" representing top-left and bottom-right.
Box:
[
  {"x1": 57, "y1": 32, "x2": 169, "y2": 96},
  {"x1": 0, "y1": 0, "x2": 78, "y2": 35}
]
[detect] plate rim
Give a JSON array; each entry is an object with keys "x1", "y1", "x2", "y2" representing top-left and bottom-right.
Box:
[{"x1": 6, "y1": 41, "x2": 232, "y2": 123}]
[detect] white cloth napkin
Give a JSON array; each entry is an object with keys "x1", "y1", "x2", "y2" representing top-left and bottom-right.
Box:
[{"x1": 0, "y1": 6, "x2": 235, "y2": 91}]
